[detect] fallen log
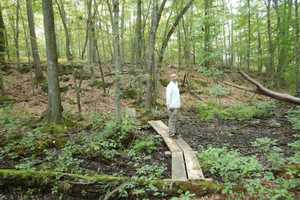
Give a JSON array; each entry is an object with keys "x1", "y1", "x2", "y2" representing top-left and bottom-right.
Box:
[
  {"x1": 0, "y1": 169, "x2": 222, "y2": 199},
  {"x1": 239, "y1": 71, "x2": 300, "y2": 105}
]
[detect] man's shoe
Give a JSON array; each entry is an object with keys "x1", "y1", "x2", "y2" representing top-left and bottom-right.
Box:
[{"x1": 169, "y1": 133, "x2": 176, "y2": 137}]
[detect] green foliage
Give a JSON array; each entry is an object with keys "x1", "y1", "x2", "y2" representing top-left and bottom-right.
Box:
[
  {"x1": 252, "y1": 138, "x2": 286, "y2": 170},
  {"x1": 288, "y1": 139, "x2": 300, "y2": 164},
  {"x1": 170, "y1": 191, "x2": 196, "y2": 200},
  {"x1": 198, "y1": 101, "x2": 276, "y2": 121},
  {"x1": 209, "y1": 84, "x2": 230, "y2": 98},
  {"x1": 91, "y1": 112, "x2": 104, "y2": 129},
  {"x1": 287, "y1": 106, "x2": 300, "y2": 133},
  {"x1": 103, "y1": 116, "x2": 136, "y2": 145},
  {"x1": 198, "y1": 146, "x2": 299, "y2": 199},
  {"x1": 198, "y1": 147, "x2": 263, "y2": 182},
  {"x1": 54, "y1": 142, "x2": 83, "y2": 173},
  {"x1": 129, "y1": 136, "x2": 158, "y2": 157},
  {"x1": 136, "y1": 164, "x2": 166, "y2": 179},
  {"x1": 197, "y1": 66, "x2": 223, "y2": 78}
]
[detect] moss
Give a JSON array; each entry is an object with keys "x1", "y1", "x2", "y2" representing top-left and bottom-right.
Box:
[{"x1": 0, "y1": 95, "x2": 14, "y2": 106}]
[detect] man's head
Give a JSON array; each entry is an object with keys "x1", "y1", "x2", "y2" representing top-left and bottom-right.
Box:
[{"x1": 170, "y1": 73, "x2": 177, "y2": 82}]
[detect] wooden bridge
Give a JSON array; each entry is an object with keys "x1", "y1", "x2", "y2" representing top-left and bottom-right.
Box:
[{"x1": 149, "y1": 120, "x2": 205, "y2": 181}]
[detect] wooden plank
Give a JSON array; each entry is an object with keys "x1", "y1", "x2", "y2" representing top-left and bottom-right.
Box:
[
  {"x1": 176, "y1": 137, "x2": 193, "y2": 152},
  {"x1": 176, "y1": 137, "x2": 205, "y2": 180},
  {"x1": 183, "y1": 151, "x2": 205, "y2": 180},
  {"x1": 172, "y1": 152, "x2": 188, "y2": 180},
  {"x1": 148, "y1": 120, "x2": 182, "y2": 152}
]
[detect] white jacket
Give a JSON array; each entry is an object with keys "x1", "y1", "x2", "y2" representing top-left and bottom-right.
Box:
[{"x1": 166, "y1": 81, "x2": 181, "y2": 109}]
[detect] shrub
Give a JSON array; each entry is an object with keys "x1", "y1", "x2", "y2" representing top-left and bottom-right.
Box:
[
  {"x1": 197, "y1": 66, "x2": 223, "y2": 78},
  {"x1": 209, "y1": 84, "x2": 230, "y2": 98},
  {"x1": 287, "y1": 106, "x2": 300, "y2": 133},
  {"x1": 252, "y1": 138, "x2": 286, "y2": 170},
  {"x1": 129, "y1": 136, "x2": 158, "y2": 157},
  {"x1": 198, "y1": 147, "x2": 263, "y2": 182},
  {"x1": 197, "y1": 101, "x2": 276, "y2": 122}
]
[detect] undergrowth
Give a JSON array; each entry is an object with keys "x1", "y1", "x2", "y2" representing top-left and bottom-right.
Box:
[
  {"x1": 198, "y1": 137, "x2": 300, "y2": 199},
  {"x1": 198, "y1": 101, "x2": 276, "y2": 121}
]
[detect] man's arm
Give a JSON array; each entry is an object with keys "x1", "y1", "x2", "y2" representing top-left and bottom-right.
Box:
[{"x1": 166, "y1": 84, "x2": 171, "y2": 109}]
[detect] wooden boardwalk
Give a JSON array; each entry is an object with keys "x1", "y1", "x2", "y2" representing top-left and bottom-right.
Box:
[{"x1": 148, "y1": 120, "x2": 205, "y2": 181}]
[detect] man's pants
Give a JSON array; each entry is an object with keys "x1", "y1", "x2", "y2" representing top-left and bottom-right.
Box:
[{"x1": 168, "y1": 108, "x2": 178, "y2": 136}]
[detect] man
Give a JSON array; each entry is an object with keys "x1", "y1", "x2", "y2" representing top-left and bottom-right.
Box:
[{"x1": 166, "y1": 73, "x2": 181, "y2": 137}]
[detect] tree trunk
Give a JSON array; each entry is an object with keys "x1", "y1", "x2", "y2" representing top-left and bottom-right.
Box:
[
  {"x1": 26, "y1": 0, "x2": 44, "y2": 82},
  {"x1": 240, "y1": 71, "x2": 300, "y2": 105},
  {"x1": 295, "y1": 0, "x2": 300, "y2": 96},
  {"x1": 20, "y1": 11, "x2": 31, "y2": 64},
  {"x1": 55, "y1": 0, "x2": 73, "y2": 62},
  {"x1": 146, "y1": 0, "x2": 159, "y2": 111},
  {"x1": 256, "y1": 14, "x2": 263, "y2": 73},
  {"x1": 42, "y1": 0, "x2": 63, "y2": 123},
  {"x1": 265, "y1": 0, "x2": 274, "y2": 75},
  {"x1": 15, "y1": 0, "x2": 20, "y2": 67},
  {"x1": 157, "y1": 0, "x2": 194, "y2": 69},
  {"x1": 0, "y1": 3, "x2": 4, "y2": 95},
  {"x1": 0, "y1": 2, "x2": 6, "y2": 63},
  {"x1": 247, "y1": 0, "x2": 251, "y2": 71},
  {"x1": 112, "y1": 0, "x2": 122, "y2": 124},
  {"x1": 203, "y1": 0, "x2": 212, "y2": 67}
]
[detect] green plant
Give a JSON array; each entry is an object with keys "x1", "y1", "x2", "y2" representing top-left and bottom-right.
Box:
[
  {"x1": 129, "y1": 136, "x2": 158, "y2": 157},
  {"x1": 197, "y1": 101, "x2": 276, "y2": 122},
  {"x1": 198, "y1": 147, "x2": 263, "y2": 182},
  {"x1": 288, "y1": 139, "x2": 300, "y2": 164},
  {"x1": 171, "y1": 191, "x2": 196, "y2": 200},
  {"x1": 91, "y1": 112, "x2": 104, "y2": 129},
  {"x1": 288, "y1": 106, "x2": 300, "y2": 133},
  {"x1": 209, "y1": 84, "x2": 230, "y2": 98},
  {"x1": 136, "y1": 164, "x2": 166, "y2": 179},
  {"x1": 197, "y1": 66, "x2": 223, "y2": 78},
  {"x1": 54, "y1": 142, "x2": 83, "y2": 173},
  {"x1": 252, "y1": 138, "x2": 286, "y2": 169}
]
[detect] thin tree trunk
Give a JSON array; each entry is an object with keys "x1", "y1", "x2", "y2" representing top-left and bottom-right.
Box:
[
  {"x1": 26, "y1": 0, "x2": 44, "y2": 82},
  {"x1": 112, "y1": 0, "x2": 122, "y2": 124},
  {"x1": 20, "y1": 11, "x2": 31, "y2": 64},
  {"x1": 203, "y1": 0, "x2": 212, "y2": 67},
  {"x1": 42, "y1": 0, "x2": 63, "y2": 123},
  {"x1": 247, "y1": 0, "x2": 251, "y2": 71},
  {"x1": 15, "y1": 0, "x2": 20, "y2": 67},
  {"x1": 146, "y1": 0, "x2": 158, "y2": 111},
  {"x1": 265, "y1": 0, "x2": 274, "y2": 75},
  {"x1": 157, "y1": 0, "x2": 194, "y2": 68},
  {"x1": 55, "y1": 0, "x2": 73, "y2": 62},
  {"x1": 257, "y1": 14, "x2": 263, "y2": 72},
  {"x1": 295, "y1": 0, "x2": 300, "y2": 96},
  {"x1": 0, "y1": 2, "x2": 6, "y2": 63}
]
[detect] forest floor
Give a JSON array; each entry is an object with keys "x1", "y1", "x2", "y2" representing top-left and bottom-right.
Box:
[{"x1": 1, "y1": 63, "x2": 300, "y2": 199}]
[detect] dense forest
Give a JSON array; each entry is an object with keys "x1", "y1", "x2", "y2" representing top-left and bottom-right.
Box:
[{"x1": 0, "y1": 0, "x2": 300, "y2": 199}]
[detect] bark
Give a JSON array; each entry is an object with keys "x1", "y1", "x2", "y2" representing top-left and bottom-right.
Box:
[
  {"x1": 247, "y1": 0, "x2": 251, "y2": 71},
  {"x1": 157, "y1": 0, "x2": 194, "y2": 68},
  {"x1": 42, "y1": 0, "x2": 63, "y2": 123},
  {"x1": 112, "y1": 0, "x2": 122, "y2": 124},
  {"x1": 295, "y1": 0, "x2": 300, "y2": 97},
  {"x1": 15, "y1": 0, "x2": 20, "y2": 67},
  {"x1": 55, "y1": 0, "x2": 73, "y2": 62},
  {"x1": 20, "y1": 11, "x2": 31, "y2": 64},
  {"x1": 26, "y1": 0, "x2": 44, "y2": 82},
  {"x1": 146, "y1": 0, "x2": 159, "y2": 110},
  {"x1": 0, "y1": 169, "x2": 222, "y2": 198},
  {"x1": 256, "y1": 14, "x2": 263, "y2": 73},
  {"x1": 203, "y1": 0, "x2": 212, "y2": 67},
  {"x1": 240, "y1": 71, "x2": 300, "y2": 105},
  {"x1": 265, "y1": 0, "x2": 274, "y2": 75},
  {"x1": 0, "y1": 2, "x2": 6, "y2": 63}
]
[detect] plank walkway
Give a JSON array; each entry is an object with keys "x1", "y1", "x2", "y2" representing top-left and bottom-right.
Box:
[{"x1": 148, "y1": 120, "x2": 205, "y2": 181}]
